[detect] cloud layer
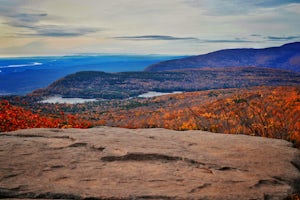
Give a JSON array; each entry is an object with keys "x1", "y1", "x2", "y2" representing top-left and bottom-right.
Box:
[
  {"x1": 2, "y1": 9, "x2": 101, "y2": 38},
  {"x1": 0, "y1": 0, "x2": 299, "y2": 56},
  {"x1": 267, "y1": 36, "x2": 300, "y2": 41},
  {"x1": 114, "y1": 35, "x2": 198, "y2": 41}
]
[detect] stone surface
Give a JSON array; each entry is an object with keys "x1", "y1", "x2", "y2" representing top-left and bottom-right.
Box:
[{"x1": 0, "y1": 127, "x2": 299, "y2": 200}]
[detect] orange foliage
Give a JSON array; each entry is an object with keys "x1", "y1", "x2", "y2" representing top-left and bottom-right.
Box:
[
  {"x1": 3, "y1": 86, "x2": 299, "y2": 147},
  {"x1": 196, "y1": 86, "x2": 300, "y2": 146},
  {"x1": 91, "y1": 86, "x2": 300, "y2": 147},
  {"x1": 0, "y1": 100, "x2": 92, "y2": 132}
]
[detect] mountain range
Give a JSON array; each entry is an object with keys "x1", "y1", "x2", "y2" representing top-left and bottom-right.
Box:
[
  {"x1": 145, "y1": 42, "x2": 300, "y2": 72},
  {"x1": 28, "y1": 42, "x2": 300, "y2": 99}
]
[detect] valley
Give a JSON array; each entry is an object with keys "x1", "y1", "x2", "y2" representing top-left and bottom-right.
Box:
[
  {"x1": 1, "y1": 42, "x2": 300, "y2": 147},
  {"x1": 2, "y1": 85, "x2": 300, "y2": 148}
]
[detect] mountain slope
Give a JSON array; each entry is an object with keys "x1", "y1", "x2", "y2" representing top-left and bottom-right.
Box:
[
  {"x1": 145, "y1": 42, "x2": 300, "y2": 72},
  {"x1": 31, "y1": 67, "x2": 300, "y2": 99}
]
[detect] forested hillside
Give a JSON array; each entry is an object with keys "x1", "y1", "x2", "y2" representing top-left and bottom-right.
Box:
[
  {"x1": 31, "y1": 67, "x2": 300, "y2": 99},
  {"x1": 2, "y1": 86, "x2": 300, "y2": 147}
]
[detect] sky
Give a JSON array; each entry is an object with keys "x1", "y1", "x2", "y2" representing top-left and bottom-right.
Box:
[{"x1": 0, "y1": 0, "x2": 300, "y2": 57}]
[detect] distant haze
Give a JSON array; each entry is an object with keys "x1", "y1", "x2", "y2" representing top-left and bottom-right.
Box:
[{"x1": 0, "y1": 55, "x2": 182, "y2": 95}]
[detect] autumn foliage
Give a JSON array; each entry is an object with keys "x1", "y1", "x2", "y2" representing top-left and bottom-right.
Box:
[
  {"x1": 0, "y1": 100, "x2": 92, "y2": 132},
  {"x1": 90, "y1": 86, "x2": 300, "y2": 146},
  {"x1": 1, "y1": 86, "x2": 300, "y2": 147},
  {"x1": 194, "y1": 87, "x2": 300, "y2": 146}
]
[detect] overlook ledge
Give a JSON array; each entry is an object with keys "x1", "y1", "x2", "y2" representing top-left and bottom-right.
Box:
[{"x1": 0, "y1": 127, "x2": 299, "y2": 199}]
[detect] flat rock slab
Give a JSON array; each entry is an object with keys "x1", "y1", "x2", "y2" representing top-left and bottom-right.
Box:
[{"x1": 0, "y1": 127, "x2": 299, "y2": 200}]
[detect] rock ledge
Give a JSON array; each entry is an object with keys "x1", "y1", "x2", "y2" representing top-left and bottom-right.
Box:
[{"x1": 1, "y1": 127, "x2": 299, "y2": 199}]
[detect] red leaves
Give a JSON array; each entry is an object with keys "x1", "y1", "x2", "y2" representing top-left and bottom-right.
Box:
[
  {"x1": 194, "y1": 86, "x2": 300, "y2": 146},
  {"x1": 1, "y1": 86, "x2": 299, "y2": 147},
  {"x1": 0, "y1": 100, "x2": 92, "y2": 132},
  {"x1": 89, "y1": 86, "x2": 300, "y2": 146}
]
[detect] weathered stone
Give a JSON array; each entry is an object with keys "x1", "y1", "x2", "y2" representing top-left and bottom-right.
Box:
[{"x1": 0, "y1": 127, "x2": 299, "y2": 199}]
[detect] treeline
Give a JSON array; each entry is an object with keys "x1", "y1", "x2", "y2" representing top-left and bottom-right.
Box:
[{"x1": 31, "y1": 67, "x2": 300, "y2": 99}]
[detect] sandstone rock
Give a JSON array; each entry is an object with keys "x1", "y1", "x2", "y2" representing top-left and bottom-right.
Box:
[{"x1": 0, "y1": 127, "x2": 299, "y2": 199}]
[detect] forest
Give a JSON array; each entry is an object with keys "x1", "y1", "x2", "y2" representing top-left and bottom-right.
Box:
[
  {"x1": 1, "y1": 85, "x2": 300, "y2": 147},
  {"x1": 31, "y1": 67, "x2": 300, "y2": 99}
]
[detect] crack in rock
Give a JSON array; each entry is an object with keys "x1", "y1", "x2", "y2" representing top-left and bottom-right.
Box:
[
  {"x1": 101, "y1": 153, "x2": 205, "y2": 166},
  {"x1": 291, "y1": 161, "x2": 300, "y2": 172},
  {"x1": 189, "y1": 183, "x2": 212, "y2": 193},
  {"x1": 217, "y1": 166, "x2": 238, "y2": 171},
  {"x1": 50, "y1": 165, "x2": 65, "y2": 169},
  {"x1": 50, "y1": 129, "x2": 64, "y2": 133},
  {"x1": 1, "y1": 134, "x2": 50, "y2": 138},
  {"x1": 0, "y1": 133, "x2": 74, "y2": 141},
  {"x1": 68, "y1": 142, "x2": 88, "y2": 148},
  {"x1": 252, "y1": 179, "x2": 285, "y2": 188},
  {"x1": 290, "y1": 155, "x2": 300, "y2": 194},
  {"x1": 80, "y1": 178, "x2": 97, "y2": 182},
  {"x1": 54, "y1": 143, "x2": 105, "y2": 152},
  {"x1": 1, "y1": 173, "x2": 20, "y2": 180},
  {"x1": 101, "y1": 153, "x2": 236, "y2": 173},
  {"x1": 90, "y1": 146, "x2": 106, "y2": 152}
]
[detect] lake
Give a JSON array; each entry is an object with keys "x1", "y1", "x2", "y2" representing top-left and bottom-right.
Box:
[
  {"x1": 40, "y1": 96, "x2": 98, "y2": 104},
  {"x1": 41, "y1": 91, "x2": 184, "y2": 104},
  {"x1": 138, "y1": 91, "x2": 183, "y2": 98}
]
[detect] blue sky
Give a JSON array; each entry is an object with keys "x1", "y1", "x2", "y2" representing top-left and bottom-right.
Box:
[{"x1": 0, "y1": 0, "x2": 300, "y2": 57}]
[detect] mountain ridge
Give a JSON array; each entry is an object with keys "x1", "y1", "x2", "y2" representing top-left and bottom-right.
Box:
[
  {"x1": 145, "y1": 42, "x2": 300, "y2": 72},
  {"x1": 31, "y1": 67, "x2": 300, "y2": 99}
]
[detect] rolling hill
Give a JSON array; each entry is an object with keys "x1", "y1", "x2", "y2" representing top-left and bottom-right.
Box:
[
  {"x1": 31, "y1": 67, "x2": 300, "y2": 99},
  {"x1": 145, "y1": 42, "x2": 300, "y2": 72}
]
